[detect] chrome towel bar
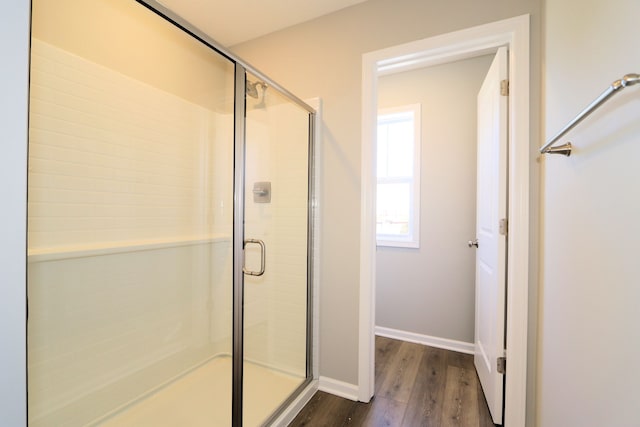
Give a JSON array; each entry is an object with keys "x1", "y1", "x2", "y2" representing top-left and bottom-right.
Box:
[{"x1": 540, "y1": 73, "x2": 640, "y2": 156}]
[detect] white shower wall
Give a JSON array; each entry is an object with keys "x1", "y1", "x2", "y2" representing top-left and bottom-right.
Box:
[
  {"x1": 28, "y1": 40, "x2": 232, "y2": 247},
  {"x1": 27, "y1": 39, "x2": 234, "y2": 425}
]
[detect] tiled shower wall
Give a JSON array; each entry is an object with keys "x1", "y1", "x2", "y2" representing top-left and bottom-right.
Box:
[
  {"x1": 27, "y1": 40, "x2": 234, "y2": 425},
  {"x1": 28, "y1": 40, "x2": 230, "y2": 248}
]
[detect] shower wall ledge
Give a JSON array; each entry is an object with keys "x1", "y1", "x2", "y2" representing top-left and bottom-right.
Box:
[{"x1": 28, "y1": 234, "x2": 231, "y2": 262}]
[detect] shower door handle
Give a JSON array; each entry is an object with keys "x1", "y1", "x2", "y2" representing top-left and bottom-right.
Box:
[{"x1": 243, "y1": 239, "x2": 266, "y2": 276}]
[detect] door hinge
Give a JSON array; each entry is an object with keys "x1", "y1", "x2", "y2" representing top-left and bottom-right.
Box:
[
  {"x1": 500, "y1": 79, "x2": 509, "y2": 96},
  {"x1": 499, "y1": 218, "x2": 508, "y2": 236},
  {"x1": 497, "y1": 356, "x2": 506, "y2": 374}
]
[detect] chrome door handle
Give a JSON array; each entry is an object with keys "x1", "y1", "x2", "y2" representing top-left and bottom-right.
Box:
[
  {"x1": 468, "y1": 239, "x2": 479, "y2": 248},
  {"x1": 243, "y1": 238, "x2": 266, "y2": 276}
]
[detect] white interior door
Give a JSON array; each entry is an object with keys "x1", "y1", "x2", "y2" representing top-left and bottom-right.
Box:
[{"x1": 473, "y1": 46, "x2": 508, "y2": 425}]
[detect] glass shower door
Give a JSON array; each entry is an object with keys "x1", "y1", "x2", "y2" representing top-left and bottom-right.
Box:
[
  {"x1": 242, "y1": 72, "x2": 312, "y2": 426},
  {"x1": 27, "y1": 0, "x2": 236, "y2": 425}
]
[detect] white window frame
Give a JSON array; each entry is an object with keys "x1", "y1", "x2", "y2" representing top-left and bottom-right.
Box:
[{"x1": 376, "y1": 103, "x2": 421, "y2": 248}]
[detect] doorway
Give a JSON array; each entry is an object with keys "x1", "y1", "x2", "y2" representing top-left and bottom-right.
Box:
[
  {"x1": 374, "y1": 54, "x2": 495, "y2": 356},
  {"x1": 360, "y1": 15, "x2": 530, "y2": 427}
]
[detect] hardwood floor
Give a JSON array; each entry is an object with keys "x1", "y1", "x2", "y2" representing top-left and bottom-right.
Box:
[{"x1": 288, "y1": 336, "x2": 495, "y2": 427}]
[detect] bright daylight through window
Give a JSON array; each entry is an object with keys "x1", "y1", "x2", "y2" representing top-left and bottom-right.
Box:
[{"x1": 376, "y1": 104, "x2": 420, "y2": 248}]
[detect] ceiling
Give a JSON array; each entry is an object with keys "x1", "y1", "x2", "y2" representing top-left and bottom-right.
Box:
[{"x1": 155, "y1": 0, "x2": 369, "y2": 47}]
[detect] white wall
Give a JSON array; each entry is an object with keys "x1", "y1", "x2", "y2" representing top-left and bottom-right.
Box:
[
  {"x1": 0, "y1": 2, "x2": 29, "y2": 426},
  {"x1": 233, "y1": 0, "x2": 541, "y2": 389},
  {"x1": 539, "y1": 0, "x2": 640, "y2": 425},
  {"x1": 376, "y1": 55, "x2": 493, "y2": 344}
]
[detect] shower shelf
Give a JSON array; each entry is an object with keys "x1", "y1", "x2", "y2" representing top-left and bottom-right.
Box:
[{"x1": 28, "y1": 234, "x2": 232, "y2": 262}]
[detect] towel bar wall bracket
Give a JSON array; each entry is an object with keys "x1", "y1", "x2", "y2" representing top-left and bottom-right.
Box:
[{"x1": 540, "y1": 73, "x2": 640, "y2": 156}]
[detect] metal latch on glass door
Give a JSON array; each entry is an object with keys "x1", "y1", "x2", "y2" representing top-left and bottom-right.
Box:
[
  {"x1": 243, "y1": 239, "x2": 266, "y2": 276},
  {"x1": 499, "y1": 218, "x2": 508, "y2": 236},
  {"x1": 497, "y1": 356, "x2": 506, "y2": 374}
]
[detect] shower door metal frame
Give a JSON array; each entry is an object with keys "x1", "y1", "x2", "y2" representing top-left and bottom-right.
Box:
[{"x1": 232, "y1": 65, "x2": 247, "y2": 427}]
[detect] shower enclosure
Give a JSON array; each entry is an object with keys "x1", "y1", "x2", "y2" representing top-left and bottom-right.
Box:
[{"x1": 26, "y1": 1, "x2": 315, "y2": 426}]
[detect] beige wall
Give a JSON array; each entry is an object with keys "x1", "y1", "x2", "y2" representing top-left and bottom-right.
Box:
[
  {"x1": 376, "y1": 55, "x2": 493, "y2": 344},
  {"x1": 539, "y1": 0, "x2": 640, "y2": 425},
  {"x1": 233, "y1": 0, "x2": 541, "y2": 389}
]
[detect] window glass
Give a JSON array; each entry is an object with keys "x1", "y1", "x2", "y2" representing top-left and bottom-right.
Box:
[{"x1": 376, "y1": 105, "x2": 420, "y2": 248}]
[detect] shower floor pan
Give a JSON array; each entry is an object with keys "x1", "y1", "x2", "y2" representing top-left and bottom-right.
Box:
[{"x1": 98, "y1": 357, "x2": 304, "y2": 427}]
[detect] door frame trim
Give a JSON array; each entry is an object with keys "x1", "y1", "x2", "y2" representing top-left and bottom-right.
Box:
[{"x1": 359, "y1": 15, "x2": 530, "y2": 426}]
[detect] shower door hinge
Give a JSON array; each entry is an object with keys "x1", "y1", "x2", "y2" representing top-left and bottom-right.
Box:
[
  {"x1": 501, "y1": 79, "x2": 509, "y2": 96},
  {"x1": 497, "y1": 356, "x2": 507, "y2": 374},
  {"x1": 499, "y1": 218, "x2": 508, "y2": 236}
]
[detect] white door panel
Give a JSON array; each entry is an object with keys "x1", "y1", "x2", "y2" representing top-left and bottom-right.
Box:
[{"x1": 474, "y1": 46, "x2": 508, "y2": 425}]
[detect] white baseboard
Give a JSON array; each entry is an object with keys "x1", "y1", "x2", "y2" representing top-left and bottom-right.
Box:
[
  {"x1": 375, "y1": 326, "x2": 474, "y2": 355},
  {"x1": 318, "y1": 376, "x2": 359, "y2": 401}
]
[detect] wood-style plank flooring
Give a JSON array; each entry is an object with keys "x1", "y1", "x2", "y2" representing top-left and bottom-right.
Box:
[{"x1": 288, "y1": 336, "x2": 495, "y2": 427}]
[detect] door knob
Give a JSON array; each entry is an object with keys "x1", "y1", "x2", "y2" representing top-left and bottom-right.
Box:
[{"x1": 468, "y1": 239, "x2": 479, "y2": 248}]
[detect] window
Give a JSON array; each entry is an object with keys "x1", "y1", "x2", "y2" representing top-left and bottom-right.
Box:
[{"x1": 376, "y1": 104, "x2": 421, "y2": 248}]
